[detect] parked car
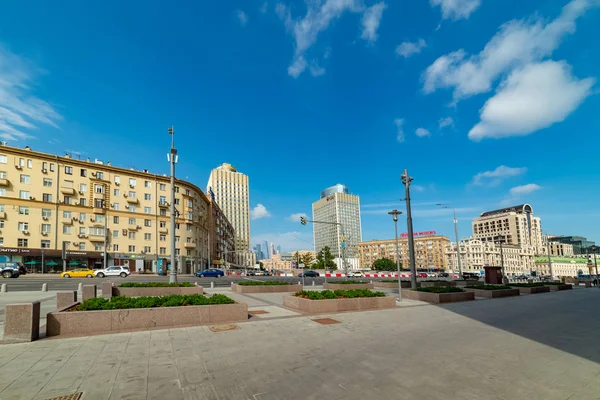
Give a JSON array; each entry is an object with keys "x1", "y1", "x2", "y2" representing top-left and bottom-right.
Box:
[
  {"x1": 299, "y1": 270, "x2": 320, "y2": 278},
  {"x1": 196, "y1": 269, "x2": 224, "y2": 278},
  {"x1": 416, "y1": 273, "x2": 428, "y2": 278},
  {"x1": 60, "y1": 269, "x2": 96, "y2": 278},
  {"x1": 347, "y1": 271, "x2": 365, "y2": 278},
  {"x1": 94, "y1": 266, "x2": 131, "y2": 278},
  {"x1": 438, "y1": 272, "x2": 449, "y2": 278},
  {"x1": 0, "y1": 263, "x2": 20, "y2": 278},
  {"x1": 462, "y1": 272, "x2": 481, "y2": 280}
]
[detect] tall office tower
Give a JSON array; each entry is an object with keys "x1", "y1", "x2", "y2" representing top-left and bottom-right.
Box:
[
  {"x1": 253, "y1": 244, "x2": 264, "y2": 261},
  {"x1": 270, "y1": 242, "x2": 275, "y2": 256},
  {"x1": 263, "y1": 240, "x2": 270, "y2": 259},
  {"x1": 276, "y1": 245, "x2": 281, "y2": 255},
  {"x1": 207, "y1": 163, "x2": 251, "y2": 267},
  {"x1": 312, "y1": 184, "x2": 362, "y2": 270}
]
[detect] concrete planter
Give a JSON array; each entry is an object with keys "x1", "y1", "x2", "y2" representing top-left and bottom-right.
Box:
[
  {"x1": 420, "y1": 281, "x2": 457, "y2": 288},
  {"x1": 112, "y1": 286, "x2": 204, "y2": 297},
  {"x1": 403, "y1": 290, "x2": 475, "y2": 304},
  {"x1": 510, "y1": 286, "x2": 551, "y2": 294},
  {"x1": 46, "y1": 302, "x2": 248, "y2": 337},
  {"x1": 283, "y1": 295, "x2": 395, "y2": 313},
  {"x1": 454, "y1": 280, "x2": 481, "y2": 287},
  {"x1": 463, "y1": 288, "x2": 520, "y2": 298},
  {"x1": 546, "y1": 284, "x2": 572, "y2": 291},
  {"x1": 373, "y1": 281, "x2": 415, "y2": 289},
  {"x1": 323, "y1": 282, "x2": 374, "y2": 290},
  {"x1": 232, "y1": 283, "x2": 302, "y2": 293}
]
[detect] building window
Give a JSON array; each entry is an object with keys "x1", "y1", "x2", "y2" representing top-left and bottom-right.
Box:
[
  {"x1": 96, "y1": 171, "x2": 104, "y2": 180},
  {"x1": 175, "y1": 223, "x2": 180, "y2": 230},
  {"x1": 65, "y1": 166, "x2": 73, "y2": 175},
  {"x1": 145, "y1": 181, "x2": 151, "y2": 188},
  {"x1": 81, "y1": 169, "x2": 87, "y2": 177},
  {"x1": 94, "y1": 198, "x2": 104, "y2": 208},
  {"x1": 94, "y1": 184, "x2": 104, "y2": 194},
  {"x1": 144, "y1": 193, "x2": 151, "y2": 201},
  {"x1": 79, "y1": 227, "x2": 85, "y2": 235},
  {"x1": 175, "y1": 249, "x2": 180, "y2": 256},
  {"x1": 80, "y1": 243, "x2": 86, "y2": 250},
  {"x1": 114, "y1": 176, "x2": 120, "y2": 185},
  {"x1": 186, "y1": 212, "x2": 193, "y2": 220},
  {"x1": 186, "y1": 225, "x2": 192, "y2": 231},
  {"x1": 26, "y1": 159, "x2": 32, "y2": 168},
  {"x1": 144, "y1": 233, "x2": 151, "y2": 240},
  {"x1": 18, "y1": 206, "x2": 29, "y2": 215},
  {"x1": 50, "y1": 163, "x2": 55, "y2": 172},
  {"x1": 113, "y1": 230, "x2": 118, "y2": 238},
  {"x1": 128, "y1": 191, "x2": 136, "y2": 198},
  {"x1": 0, "y1": 188, "x2": 5, "y2": 197},
  {"x1": 41, "y1": 240, "x2": 51, "y2": 248},
  {"x1": 95, "y1": 244, "x2": 103, "y2": 251},
  {"x1": 43, "y1": 178, "x2": 52, "y2": 187},
  {"x1": 174, "y1": 199, "x2": 180, "y2": 205},
  {"x1": 88, "y1": 227, "x2": 105, "y2": 236},
  {"x1": 114, "y1": 188, "x2": 120, "y2": 196},
  {"x1": 175, "y1": 186, "x2": 179, "y2": 193},
  {"x1": 128, "y1": 245, "x2": 136, "y2": 253},
  {"x1": 80, "y1": 198, "x2": 87, "y2": 207},
  {"x1": 113, "y1": 216, "x2": 119, "y2": 224},
  {"x1": 63, "y1": 211, "x2": 72, "y2": 218},
  {"x1": 175, "y1": 236, "x2": 180, "y2": 243},
  {"x1": 0, "y1": 171, "x2": 5, "y2": 178},
  {"x1": 0, "y1": 155, "x2": 6, "y2": 163},
  {"x1": 18, "y1": 158, "x2": 25, "y2": 167},
  {"x1": 128, "y1": 218, "x2": 136, "y2": 225},
  {"x1": 63, "y1": 225, "x2": 72, "y2": 234},
  {"x1": 128, "y1": 205, "x2": 136, "y2": 212},
  {"x1": 144, "y1": 246, "x2": 151, "y2": 253},
  {"x1": 160, "y1": 221, "x2": 167, "y2": 228},
  {"x1": 79, "y1": 183, "x2": 87, "y2": 192},
  {"x1": 144, "y1": 219, "x2": 151, "y2": 227},
  {"x1": 186, "y1": 250, "x2": 192, "y2": 256},
  {"x1": 42, "y1": 209, "x2": 52, "y2": 218},
  {"x1": 18, "y1": 222, "x2": 29, "y2": 231},
  {"x1": 113, "y1": 244, "x2": 119, "y2": 251},
  {"x1": 95, "y1": 214, "x2": 105, "y2": 223},
  {"x1": 20, "y1": 190, "x2": 30, "y2": 199},
  {"x1": 160, "y1": 235, "x2": 166, "y2": 241},
  {"x1": 159, "y1": 195, "x2": 167, "y2": 205},
  {"x1": 160, "y1": 209, "x2": 167, "y2": 216},
  {"x1": 64, "y1": 196, "x2": 72, "y2": 205},
  {"x1": 160, "y1": 183, "x2": 166, "y2": 191},
  {"x1": 185, "y1": 189, "x2": 191, "y2": 196},
  {"x1": 128, "y1": 232, "x2": 136, "y2": 240},
  {"x1": 18, "y1": 238, "x2": 28, "y2": 248},
  {"x1": 160, "y1": 247, "x2": 166, "y2": 255},
  {"x1": 129, "y1": 178, "x2": 136, "y2": 186},
  {"x1": 144, "y1": 207, "x2": 151, "y2": 214},
  {"x1": 186, "y1": 199, "x2": 193, "y2": 207}
]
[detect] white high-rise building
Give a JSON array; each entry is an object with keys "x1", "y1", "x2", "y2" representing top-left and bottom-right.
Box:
[
  {"x1": 206, "y1": 163, "x2": 251, "y2": 267},
  {"x1": 312, "y1": 184, "x2": 362, "y2": 271}
]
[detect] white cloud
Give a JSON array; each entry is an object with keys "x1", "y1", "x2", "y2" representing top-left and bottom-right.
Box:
[
  {"x1": 469, "y1": 60, "x2": 595, "y2": 140},
  {"x1": 260, "y1": 2, "x2": 269, "y2": 14},
  {"x1": 415, "y1": 127, "x2": 430, "y2": 137},
  {"x1": 0, "y1": 45, "x2": 61, "y2": 141},
  {"x1": 509, "y1": 183, "x2": 541, "y2": 196},
  {"x1": 251, "y1": 204, "x2": 271, "y2": 220},
  {"x1": 472, "y1": 165, "x2": 527, "y2": 186},
  {"x1": 396, "y1": 38, "x2": 426, "y2": 58},
  {"x1": 309, "y1": 62, "x2": 326, "y2": 77},
  {"x1": 236, "y1": 9, "x2": 248, "y2": 26},
  {"x1": 412, "y1": 185, "x2": 426, "y2": 192},
  {"x1": 430, "y1": 0, "x2": 481, "y2": 20},
  {"x1": 251, "y1": 231, "x2": 314, "y2": 253},
  {"x1": 439, "y1": 116, "x2": 454, "y2": 129},
  {"x1": 276, "y1": 0, "x2": 364, "y2": 78},
  {"x1": 361, "y1": 2, "x2": 387, "y2": 42},
  {"x1": 287, "y1": 213, "x2": 309, "y2": 222},
  {"x1": 394, "y1": 118, "x2": 405, "y2": 143},
  {"x1": 423, "y1": 0, "x2": 598, "y2": 101}
]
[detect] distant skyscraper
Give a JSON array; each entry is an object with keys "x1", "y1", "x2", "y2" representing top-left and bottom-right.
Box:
[
  {"x1": 253, "y1": 244, "x2": 264, "y2": 261},
  {"x1": 263, "y1": 240, "x2": 270, "y2": 259},
  {"x1": 207, "y1": 163, "x2": 251, "y2": 266},
  {"x1": 270, "y1": 242, "x2": 275, "y2": 256},
  {"x1": 276, "y1": 245, "x2": 281, "y2": 255},
  {"x1": 312, "y1": 184, "x2": 362, "y2": 270}
]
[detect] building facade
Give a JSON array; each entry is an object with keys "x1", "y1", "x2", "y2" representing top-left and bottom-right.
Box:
[
  {"x1": 548, "y1": 236, "x2": 595, "y2": 255},
  {"x1": 208, "y1": 200, "x2": 235, "y2": 268},
  {"x1": 358, "y1": 235, "x2": 450, "y2": 270},
  {"x1": 0, "y1": 144, "x2": 232, "y2": 274},
  {"x1": 542, "y1": 240, "x2": 575, "y2": 257},
  {"x1": 312, "y1": 184, "x2": 362, "y2": 270},
  {"x1": 534, "y1": 257, "x2": 590, "y2": 278},
  {"x1": 472, "y1": 204, "x2": 543, "y2": 253},
  {"x1": 445, "y1": 239, "x2": 535, "y2": 275},
  {"x1": 261, "y1": 250, "x2": 315, "y2": 272},
  {"x1": 206, "y1": 163, "x2": 251, "y2": 267}
]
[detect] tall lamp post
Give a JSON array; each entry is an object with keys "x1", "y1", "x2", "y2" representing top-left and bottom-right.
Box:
[
  {"x1": 437, "y1": 204, "x2": 462, "y2": 279},
  {"x1": 401, "y1": 169, "x2": 418, "y2": 289},
  {"x1": 588, "y1": 245, "x2": 598, "y2": 286},
  {"x1": 388, "y1": 210, "x2": 403, "y2": 301},
  {"x1": 494, "y1": 235, "x2": 506, "y2": 283},
  {"x1": 168, "y1": 126, "x2": 178, "y2": 283}
]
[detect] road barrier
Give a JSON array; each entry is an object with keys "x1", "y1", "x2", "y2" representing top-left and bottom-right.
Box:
[
  {"x1": 1, "y1": 283, "x2": 6, "y2": 293},
  {"x1": 41, "y1": 283, "x2": 47, "y2": 292}
]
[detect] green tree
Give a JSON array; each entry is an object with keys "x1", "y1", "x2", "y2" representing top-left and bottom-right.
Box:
[
  {"x1": 293, "y1": 251, "x2": 301, "y2": 269},
  {"x1": 314, "y1": 246, "x2": 337, "y2": 271},
  {"x1": 372, "y1": 257, "x2": 398, "y2": 272},
  {"x1": 300, "y1": 252, "x2": 314, "y2": 268}
]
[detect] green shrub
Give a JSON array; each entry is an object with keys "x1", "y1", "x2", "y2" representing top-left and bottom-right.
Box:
[
  {"x1": 294, "y1": 289, "x2": 385, "y2": 300},
  {"x1": 416, "y1": 286, "x2": 464, "y2": 293},
  {"x1": 465, "y1": 285, "x2": 513, "y2": 290},
  {"x1": 329, "y1": 280, "x2": 368, "y2": 284},
  {"x1": 381, "y1": 280, "x2": 399, "y2": 283},
  {"x1": 75, "y1": 293, "x2": 234, "y2": 311},
  {"x1": 119, "y1": 282, "x2": 195, "y2": 288},
  {"x1": 510, "y1": 283, "x2": 546, "y2": 288},
  {"x1": 238, "y1": 281, "x2": 292, "y2": 286}
]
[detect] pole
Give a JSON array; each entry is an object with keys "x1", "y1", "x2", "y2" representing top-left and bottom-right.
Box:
[
  {"x1": 394, "y1": 217, "x2": 402, "y2": 301},
  {"x1": 41, "y1": 248, "x2": 44, "y2": 274},
  {"x1": 169, "y1": 126, "x2": 178, "y2": 283},
  {"x1": 453, "y1": 209, "x2": 462, "y2": 279},
  {"x1": 402, "y1": 169, "x2": 417, "y2": 289},
  {"x1": 546, "y1": 236, "x2": 553, "y2": 280},
  {"x1": 340, "y1": 224, "x2": 348, "y2": 276},
  {"x1": 499, "y1": 242, "x2": 505, "y2": 281},
  {"x1": 103, "y1": 201, "x2": 108, "y2": 269},
  {"x1": 323, "y1": 253, "x2": 327, "y2": 284}
]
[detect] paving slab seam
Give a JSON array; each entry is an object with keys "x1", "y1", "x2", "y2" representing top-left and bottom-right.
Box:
[{"x1": 104, "y1": 333, "x2": 133, "y2": 400}]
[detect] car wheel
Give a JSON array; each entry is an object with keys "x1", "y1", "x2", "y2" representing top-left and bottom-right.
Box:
[
  {"x1": 64, "y1": 274, "x2": 71, "y2": 278},
  {"x1": 87, "y1": 274, "x2": 93, "y2": 278},
  {"x1": 218, "y1": 274, "x2": 223, "y2": 278},
  {"x1": 120, "y1": 272, "x2": 127, "y2": 278},
  {"x1": 200, "y1": 274, "x2": 205, "y2": 278},
  {"x1": 2, "y1": 271, "x2": 12, "y2": 278},
  {"x1": 97, "y1": 273, "x2": 105, "y2": 278}
]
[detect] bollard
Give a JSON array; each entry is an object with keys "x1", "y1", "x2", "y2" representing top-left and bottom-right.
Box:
[
  {"x1": 211, "y1": 281, "x2": 214, "y2": 289},
  {"x1": 41, "y1": 283, "x2": 48, "y2": 292},
  {"x1": 56, "y1": 291, "x2": 78, "y2": 310},
  {"x1": 1, "y1": 283, "x2": 6, "y2": 293},
  {"x1": 312, "y1": 280, "x2": 315, "y2": 286},
  {"x1": 298, "y1": 281, "x2": 301, "y2": 285},
  {"x1": 370, "y1": 280, "x2": 373, "y2": 284},
  {"x1": 78, "y1": 283, "x2": 83, "y2": 291},
  {"x1": 82, "y1": 285, "x2": 97, "y2": 301},
  {"x1": 3, "y1": 302, "x2": 41, "y2": 343}
]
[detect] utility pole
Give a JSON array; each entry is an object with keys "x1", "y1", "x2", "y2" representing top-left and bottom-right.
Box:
[
  {"x1": 388, "y1": 210, "x2": 403, "y2": 301},
  {"x1": 168, "y1": 126, "x2": 178, "y2": 283},
  {"x1": 401, "y1": 170, "x2": 417, "y2": 289},
  {"x1": 546, "y1": 235, "x2": 553, "y2": 280},
  {"x1": 437, "y1": 204, "x2": 462, "y2": 279},
  {"x1": 103, "y1": 201, "x2": 108, "y2": 269}
]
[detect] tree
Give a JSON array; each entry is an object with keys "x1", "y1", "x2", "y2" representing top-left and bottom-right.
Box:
[
  {"x1": 293, "y1": 251, "x2": 301, "y2": 268},
  {"x1": 314, "y1": 246, "x2": 337, "y2": 271},
  {"x1": 372, "y1": 257, "x2": 398, "y2": 272},
  {"x1": 300, "y1": 252, "x2": 314, "y2": 268}
]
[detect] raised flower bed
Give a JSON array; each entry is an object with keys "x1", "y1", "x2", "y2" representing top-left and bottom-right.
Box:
[
  {"x1": 323, "y1": 281, "x2": 374, "y2": 290},
  {"x1": 283, "y1": 289, "x2": 395, "y2": 313},
  {"x1": 420, "y1": 280, "x2": 457, "y2": 288},
  {"x1": 110, "y1": 282, "x2": 203, "y2": 297},
  {"x1": 46, "y1": 294, "x2": 247, "y2": 337},
  {"x1": 509, "y1": 283, "x2": 551, "y2": 294},
  {"x1": 403, "y1": 286, "x2": 475, "y2": 304},
  {"x1": 374, "y1": 280, "x2": 414, "y2": 289},
  {"x1": 463, "y1": 285, "x2": 520, "y2": 298},
  {"x1": 543, "y1": 282, "x2": 573, "y2": 291},
  {"x1": 232, "y1": 281, "x2": 302, "y2": 293}
]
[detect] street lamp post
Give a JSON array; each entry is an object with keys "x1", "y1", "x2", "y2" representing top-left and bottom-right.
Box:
[
  {"x1": 494, "y1": 235, "x2": 506, "y2": 283},
  {"x1": 168, "y1": 126, "x2": 178, "y2": 284},
  {"x1": 388, "y1": 210, "x2": 403, "y2": 302},
  {"x1": 545, "y1": 235, "x2": 553, "y2": 280},
  {"x1": 103, "y1": 200, "x2": 108, "y2": 270},
  {"x1": 401, "y1": 169, "x2": 418, "y2": 289},
  {"x1": 437, "y1": 204, "x2": 462, "y2": 279}
]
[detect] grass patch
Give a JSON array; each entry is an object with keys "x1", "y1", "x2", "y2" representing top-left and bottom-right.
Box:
[
  {"x1": 76, "y1": 294, "x2": 234, "y2": 311},
  {"x1": 329, "y1": 280, "x2": 369, "y2": 284},
  {"x1": 510, "y1": 283, "x2": 547, "y2": 288},
  {"x1": 416, "y1": 286, "x2": 464, "y2": 293},
  {"x1": 295, "y1": 289, "x2": 385, "y2": 300},
  {"x1": 238, "y1": 281, "x2": 292, "y2": 286},
  {"x1": 118, "y1": 282, "x2": 195, "y2": 288},
  {"x1": 465, "y1": 285, "x2": 513, "y2": 290}
]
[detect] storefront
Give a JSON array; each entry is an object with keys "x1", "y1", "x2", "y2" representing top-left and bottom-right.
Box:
[
  {"x1": 112, "y1": 253, "x2": 154, "y2": 274},
  {"x1": 0, "y1": 247, "x2": 103, "y2": 273}
]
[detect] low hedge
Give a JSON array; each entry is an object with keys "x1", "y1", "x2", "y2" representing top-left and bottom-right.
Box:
[
  {"x1": 118, "y1": 282, "x2": 195, "y2": 288},
  {"x1": 238, "y1": 281, "x2": 292, "y2": 286},
  {"x1": 416, "y1": 286, "x2": 464, "y2": 293},
  {"x1": 465, "y1": 285, "x2": 513, "y2": 290},
  {"x1": 76, "y1": 294, "x2": 234, "y2": 311},
  {"x1": 295, "y1": 289, "x2": 385, "y2": 300},
  {"x1": 510, "y1": 283, "x2": 546, "y2": 288},
  {"x1": 381, "y1": 280, "x2": 399, "y2": 283},
  {"x1": 330, "y1": 280, "x2": 369, "y2": 284}
]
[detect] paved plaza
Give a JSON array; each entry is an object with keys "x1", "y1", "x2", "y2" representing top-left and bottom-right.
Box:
[{"x1": 0, "y1": 286, "x2": 599, "y2": 400}]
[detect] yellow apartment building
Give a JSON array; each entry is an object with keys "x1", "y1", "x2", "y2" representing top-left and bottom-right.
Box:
[{"x1": 358, "y1": 235, "x2": 450, "y2": 270}]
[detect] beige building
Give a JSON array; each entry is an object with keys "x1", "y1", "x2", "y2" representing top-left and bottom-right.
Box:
[
  {"x1": 540, "y1": 240, "x2": 575, "y2": 257},
  {"x1": 0, "y1": 144, "x2": 232, "y2": 273},
  {"x1": 207, "y1": 163, "x2": 251, "y2": 267},
  {"x1": 534, "y1": 257, "x2": 589, "y2": 278},
  {"x1": 313, "y1": 184, "x2": 362, "y2": 270},
  {"x1": 472, "y1": 204, "x2": 543, "y2": 253},
  {"x1": 261, "y1": 250, "x2": 315, "y2": 272},
  {"x1": 445, "y1": 239, "x2": 535, "y2": 275},
  {"x1": 358, "y1": 235, "x2": 450, "y2": 270}
]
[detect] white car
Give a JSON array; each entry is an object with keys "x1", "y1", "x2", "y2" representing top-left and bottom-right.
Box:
[
  {"x1": 347, "y1": 271, "x2": 365, "y2": 278},
  {"x1": 94, "y1": 266, "x2": 130, "y2": 278}
]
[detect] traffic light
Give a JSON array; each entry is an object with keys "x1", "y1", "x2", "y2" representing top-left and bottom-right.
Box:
[{"x1": 300, "y1": 216, "x2": 307, "y2": 225}]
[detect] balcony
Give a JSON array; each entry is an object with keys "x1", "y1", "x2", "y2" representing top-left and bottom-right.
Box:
[
  {"x1": 60, "y1": 187, "x2": 76, "y2": 195},
  {"x1": 0, "y1": 178, "x2": 9, "y2": 187},
  {"x1": 128, "y1": 225, "x2": 140, "y2": 231},
  {"x1": 159, "y1": 227, "x2": 168, "y2": 234},
  {"x1": 159, "y1": 201, "x2": 169, "y2": 208},
  {"x1": 93, "y1": 207, "x2": 106, "y2": 214},
  {"x1": 126, "y1": 197, "x2": 139, "y2": 204},
  {"x1": 88, "y1": 233, "x2": 106, "y2": 242},
  {"x1": 184, "y1": 242, "x2": 196, "y2": 249},
  {"x1": 62, "y1": 218, "x2": 73, "y2": 225}
]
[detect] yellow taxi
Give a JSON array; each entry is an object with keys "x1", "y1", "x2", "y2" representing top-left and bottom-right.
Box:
[{"x1": 60, "y1": 269, "x2": 96, "y2": 278}]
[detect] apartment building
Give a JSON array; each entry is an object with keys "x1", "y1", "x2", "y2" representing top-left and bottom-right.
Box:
[
  {"x1": 445, "y1": 239, "x2": 535, "y2": 275},
  {"x1": 358, "y1": 235, "x2": 450, "y2": 270},
  {"x1": 548, "y1": 235, "x2": 595, "y2": 255},
  {"x1": 208, "y1": 199, "x2": 235, "y2": 267},
  {"x1": 543, "y1": 240, "x2": 575, "y2": 257},
  {"x1": 0, "y1": 144, "x2": 233, "y2": 273}
]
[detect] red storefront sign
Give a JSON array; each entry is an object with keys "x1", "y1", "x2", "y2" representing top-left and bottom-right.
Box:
[{"x1": 400, "y1": 231, "x2": 436, "y2": 238}]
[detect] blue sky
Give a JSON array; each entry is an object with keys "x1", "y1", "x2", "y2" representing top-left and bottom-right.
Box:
[{"x1": 1, "y1": 0, "x2": 599, "y2": 251}]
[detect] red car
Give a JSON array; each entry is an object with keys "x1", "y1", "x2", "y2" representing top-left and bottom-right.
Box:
[{"x1": 417, "y1": 273, "x2": 428, "y2": 278}]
